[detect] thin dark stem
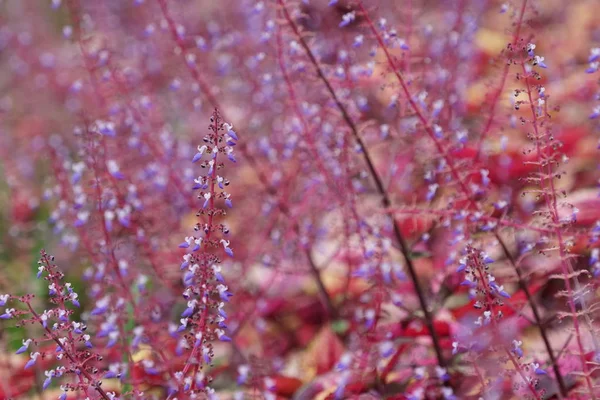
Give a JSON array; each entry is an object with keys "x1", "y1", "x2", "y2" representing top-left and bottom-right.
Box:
[
  {"x1": 277, "y1": 0, "x2": 447, "y2": 369},
  {"x1": 306, "y1": 249, "x2": 338, "y2": 319},
  {"x1": 495, "y1": 232, "x2": 568, "y2": 397}
]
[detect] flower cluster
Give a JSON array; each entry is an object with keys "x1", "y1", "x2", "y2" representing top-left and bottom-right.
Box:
[
  {"x1": 3, "y1": 0, "x2": 600, "y2": 399},
  {"x1": 174, "y1": 109, "x2": 236, "y2": 396},
  {"x1": 2, "y1": 251, "x2": 112, "y2": 400},
  {"x1": 455, "y1": 246, "x2": 544, "y2": 398}
]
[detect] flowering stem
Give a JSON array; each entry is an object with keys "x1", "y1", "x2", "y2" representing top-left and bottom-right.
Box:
[
  {"x1": 470, "y1": 250, "x2": 543, "y2": 400},
  {"x1": 278, "y1": 0, "x2": 447, "y2": 369},
  {"x1": 474, "y1": 0, "x2": 529, "y2": 161},
  {"x1": 24, "y1": 302, "x2": 110, "y2": 400},
  {"x1": 521, "y1": 60, "x2": 597, "y2": 399},
  {"x1": 495, "y1": 232, "x2": 568, "y2": 396}
]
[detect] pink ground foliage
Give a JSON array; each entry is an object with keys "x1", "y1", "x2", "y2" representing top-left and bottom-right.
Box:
[{"x1": 1, "y1": 0, "x2": 600, "y2": 399}]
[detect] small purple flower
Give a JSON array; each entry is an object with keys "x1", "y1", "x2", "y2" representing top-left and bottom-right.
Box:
[
  {"x1": 223, "y1": 123, "x2": 238, "y2": 141},
  {"x1": 107, "y1": 160, "x2": 124, "y2": 179},
  {"x1": 237, "y1": 364, "x2": 250, "y2": 385},
  {"x1": 339, "y1": 11, "x2": 356, "y2": 27},
  {"x1": 379, "y1": 341, "x2": 394, "y2": 358},
  {"x1": 143, "y1": 360, "x2": 159, "y2": 375},
  {"x1": 192, "y1": 237, "x2": 202, "y2": 251},
  {"x1": 91, "y1": 296, "x2": 110, "y2": 316},
  {"x1": 43, "y1": 370, "x2": 55, "y2": 390},
  {"x1": 533, "y1": 363, "x2": 547, "y2": 375},
  {"x1": 216, "y1": 328, "x2": 231, "y2": 342},
  {"x1": 179, "y1": 236, "x2": 194, "y2": 248},
  {"x1": 107, "y1": 331, "x2": 119, "y2": 348},
  {"x1": 1, "y1": 308, "x2": 15, "y2": 319},
  {"x1": 182, "y1": 301, "x2": 196, "y2": 318},
  {"x1": 16, "y1": 339, "x2": 32, "y2": 355},
  {"x1": 512, "y1": 340, "x2": 523, "y2": 357},
  {"x1": 178, "y1": 318, "x2": 189, "y2": 332},
  {"x1": 181, "y1": 254, "x2": 192, "y2": 270},
  {"x1": 84, "y1": 334, "x2": 93, "y2": 348},
  {"x1": 217, "y1": 284, "x2": 233, "y2": 302},
  {"x1": 221, "y1": 239, "x2": 233, "y2": 257},
  {"x1": 105, "y1": 369, "x2": 118, "y2": 379},
  {"x1": 533, "y1": 55, "x2": 547, "y2": 69},
  {"x1": 212, "y1": 265, "x2": 224, "y2": 282},
  {"x1": 24, "y1": 352, "x2": 40, "y2": 369},
  {"x1": 460, "y1": 279, "x2": 475, "y2": 288},
  {"x1": 226, "y1": 148, "x2": 236, "y2": 162},
  {"x1": 192, "y1": 145, "x2": 207, "y2": 163},
  {"x1": 203, "y1": 192, "x2": 211, "y2": 209},
  {"x1": 426, "y1": 183, "x2": 439, "y2": 201},
  {"x1": 496, "y1": 285, "x2": 511, "y2": 298}
]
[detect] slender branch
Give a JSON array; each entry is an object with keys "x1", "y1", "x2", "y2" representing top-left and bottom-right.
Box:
[
  {"x1": 474, "y1": 0, "x2": 528, "y2": 161},
  {"x1": 359, "y1": 0, "x2": 568, "y2": 393},
  {"x1": 277, "y1": 0, "x2": 447, "y2": 369},
  {"x1": 521, "y1": 59, "x2": 597, "y2": 398},
  {"x1": 26, "y1": 303, "x2": 111, "y2": 400},
  {"x1": 495, "y1": 232, "x2": 568, "y2": 397}
]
